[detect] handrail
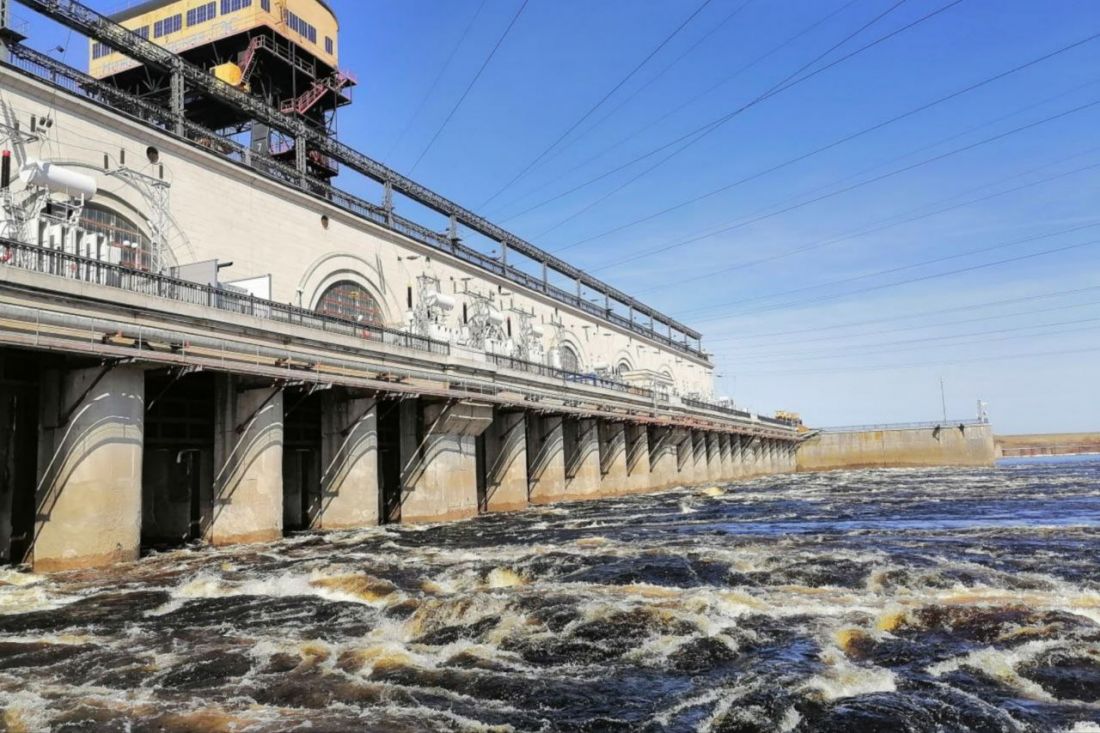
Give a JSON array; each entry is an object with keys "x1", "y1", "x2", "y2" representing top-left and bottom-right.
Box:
[
  {"x1": 682, "y1": 397, "x2": 751, "y2": 419},
  {"x1": 819, "y1": 419, "x2": 988, "y2": 433},
  {"x1": 485, "y1": 352, "x2": 654, "y2": 399},
  {"x1": 0, "y1": 238, "x2": 451, "y2": 355}
]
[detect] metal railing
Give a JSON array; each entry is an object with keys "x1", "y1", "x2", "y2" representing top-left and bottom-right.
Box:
[
  {"x1": 485, "y1": 353, "x2": 654, "y2": 399},
  {"x1": 0, "y1": 238, "x2": 451, "y2": 355},
  {"x1": 819, "y1": 419, "x2": 988, "y2": 433},
  {"x1": 2, "y1": 28, "x2": 709, "y2": 359},
  {"x1": 682, "y1": 397, "x2": 752, "y2": 419}
]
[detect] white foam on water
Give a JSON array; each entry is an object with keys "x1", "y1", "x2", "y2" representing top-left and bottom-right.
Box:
[
  {"x1": 926, "y1": 640, "x2": 1062, "y2": 702},
  {"x1": 802, "y1": 647, "x2": 897, "y2": 702}
]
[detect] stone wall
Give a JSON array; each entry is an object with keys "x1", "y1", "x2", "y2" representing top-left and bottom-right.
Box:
[{"x1": 796, "y1": 424, "x2": 996, "y2": 472}]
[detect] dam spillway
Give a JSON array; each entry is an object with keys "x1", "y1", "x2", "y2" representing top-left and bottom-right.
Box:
[{"x1": 0, "y1": 0, "x2": 803, "y2": 571}]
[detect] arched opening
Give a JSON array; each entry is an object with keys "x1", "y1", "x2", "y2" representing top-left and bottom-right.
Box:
[
  {"x1": 560, "y1": 343, "x2": 580, "y2": 373},
  {"x1": 80, "y1": 203, "x2": 153, "y2": 270},
  {"x1": 315, "y1": 280, "x2": 383, "y2": 325},
  {"x1": 614, "y1": 359, "x2": 632, "y2": 379}
]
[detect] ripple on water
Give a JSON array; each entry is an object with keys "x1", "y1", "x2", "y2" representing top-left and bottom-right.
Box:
[{"x1": 1, "y1": 460, "x2": 1099, "y2": 731}]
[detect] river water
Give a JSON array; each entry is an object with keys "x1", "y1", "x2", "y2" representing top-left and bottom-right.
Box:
[{"x1": 1, "y1": 459, "x2": 1099, "y2": 732}]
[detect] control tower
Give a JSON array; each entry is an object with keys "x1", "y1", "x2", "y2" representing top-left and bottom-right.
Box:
[{"x1": 88, "y1": 0, "x2": 355, "y2": 181}]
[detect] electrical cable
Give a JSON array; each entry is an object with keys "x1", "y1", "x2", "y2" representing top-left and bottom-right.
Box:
[
  {"x1": 383, "y1": 0, "x2": 490, "y2": 164},
  {"x1": 705, "y1": 284, "x2": 1100, "y2": 343},
  {"x1": 407, "y1": 0, "x2": 530, "y2": 174},
  {"x1": 554, "y1": 30, "x2": 1100, "y2": 254},
  {"x1": 519, "y1": 0, "x2": 962, "y2": 242},
  {"x1": 690, "y1": 236, "x2": 1100, "y2": 323},
  {"x1": 673, "y1": 214, "x2": 1100, "y2": 320},
  {"x1": 587, "y1": 96, "x2": 1100, "y2": 274},
  {"x1": 475, "y1": 0, "x2": 717, "y2": 209}
]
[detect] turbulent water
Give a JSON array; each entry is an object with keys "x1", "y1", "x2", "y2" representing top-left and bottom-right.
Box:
[{"x1": 2, "y1": 460, "x2": 1100, "y2": 732}]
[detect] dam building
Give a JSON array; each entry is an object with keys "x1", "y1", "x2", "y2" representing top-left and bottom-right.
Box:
[{"x1": 0, "y1": 0, "x2": 800, "y2": 572}]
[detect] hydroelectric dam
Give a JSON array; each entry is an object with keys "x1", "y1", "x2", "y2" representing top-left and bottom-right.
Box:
[{"x1": 0, "y1": 0, "x2": 806, "y2": 572}]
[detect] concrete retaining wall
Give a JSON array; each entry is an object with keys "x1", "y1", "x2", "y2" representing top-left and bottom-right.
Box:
[{"x1": 796, "y1": 424, "x2": 996, "y2": 472}]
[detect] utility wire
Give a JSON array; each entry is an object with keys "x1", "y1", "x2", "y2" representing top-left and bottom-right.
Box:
[
  {"x1": 490, "y1": 0, "x2": 755, "y2": 200},
  {"x1": 673, "y1": 211, "x2": 1100, "y2": 320},
  {"x1": 529, "y1": 0, "x2": 956, "y2": 242},
  {"x1": 722, "y1": 297, "x2": 1100, "y2": 352},
  {"x1": 630, "y1": 86, "x2": 1100, "y2": 297},
  {"x1": 588, "y1": 97, "x2": 1100, "y2": 274},
  {"x1": 693, "y1": 236, "x2": 1100, "y2": 324},
  {"x1": 718, "y1": 316, "x2": 1100, "y2": 364},
  {"x1": 476, "y1": 0, "x2": 717, "y2": 210},
  {"x1": 408, "y1": 0, "x2": 530, "y2": 175},
  {"x1": 732, "y1": 344, "x2": 1100, "y2": 377},
  {"x1": 383, "y1": 0, "x2": 489, "y2": 163},
  {"x1": 558, "y1": 30, "x2": 1100, "y2": 254},
  {"x1": 705, "y1": 284, "x2": 1100, "y2": 343},
  {"x1": 488, "y1": 0, "x2": 863, "y2": 220}
]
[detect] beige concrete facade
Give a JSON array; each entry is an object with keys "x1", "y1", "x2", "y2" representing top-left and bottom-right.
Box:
[
  {"x1": 33, "y1": 365, "x2": 145, "y2": 572},
  {"x1": 210, "y1": 378, "x2": 284, "y2": 546},
  {"x1": 597, "y1": 421, "x2": 629, "y2": 497},
  {"x1": 563, "y1": 418, "x2": 602, "y2": 502},
  {"x1": 622, "y1": 423, "x2": 651, "y2": 494},
  {"x1": 318, "y1": 393, "x2": 379, "y2": 529},
  {"x1": 482, "y1": 409, "x2": 529, "y2": 513},
  {"x1": 400, "y1": 401, "x2": 493, "y2": 523},
  {"x1": 526, "y1": 415, "x2": 566, "y2": 504}
]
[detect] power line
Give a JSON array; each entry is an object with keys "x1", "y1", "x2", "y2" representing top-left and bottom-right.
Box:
[
  {"x1": 528, "y1": 0, "x2": 962, "y2": 243},
  {"x1": 694, "y1": 236, "x2": 1100, "y2": 324},
  {"x1": 673, "y1": 214, "x2": 1100, "y2": 320},
  {"x1": 490, "y1": 0, "x2": 755, "y2": 197},
  {"x1": 383, "y1": 0, "x2": 490, "y2": 164},
  {"x1": 588, "y1": 96, "x2": 1100, "y2": 274},
  {"x1": 408, "y1": 0, "x2": 531, "y2": 175},
  {"x1": 630, "y1": 123, "x2": 1100, "y2": 299},
  {"x1": 723, "y1": 297, "x2": 1100, "y2": 352},
  {"x1": 486, "y1": 0, "x2": 862, "y2": 220},
  {"x1": 475, "y1": 0, "x2": 718, "y2": 210},
  {"x1": 731, "y1": 345, "x2": 1100, "y2": 377},
  {"x1": 718, "y1": 316, "x2": 1100, "y2": 365},
  {"x1": 554, "y1": 30, "x2": 1100, "y2": 255},
  {"x1": 704, "y1": 284, "x2": 1100, "y2": 343}
]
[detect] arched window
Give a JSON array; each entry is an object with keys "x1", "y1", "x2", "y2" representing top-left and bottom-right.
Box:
[
  {"x1": 560, "y1": 344, "x2": 580, "y2": 373},
  {"x1": 615, "y1": 360, "x2": 632, "y2": 378},
  {"x1": 80, "y1": 204, "x2": 152, "y2": 270},
  {"x1": 316, "y1": 281, "x2": 383, "y2": 325}
]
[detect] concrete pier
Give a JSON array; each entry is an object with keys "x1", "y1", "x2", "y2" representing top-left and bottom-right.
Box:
[
  {"x1": 647, "y1": 426, "x2": 679, "y2": 490},
  {"x1": 317, "y1": 392, "x2": 379, "y2": 529},
  {"x1": 704, "y1": 433, "x2": 722, "y2": 483},
  {"x1": 623, "y1": 423, "x2": 650, "y2": 494},
  {"x1": 481, "y1": 409, "x2": 529, "y2": 513},
  {"x1": 401, "y1": 401, "x2": 493, "y2": 523},
  {"x1": 34, "y1": 365, "x2": 146, "y2": 572},
  {"x1": 563, "y1": 417, "x2": 601, "y2": 501},
  {"x1": 210, "y1": 377, "x2": 284, "y2": 546},
  {"x1": 527, "y1": 415, "x2": 567, "y2": 505},
  {"x1": 598, "y1": 421, "x2": 629, "y2": 497}
]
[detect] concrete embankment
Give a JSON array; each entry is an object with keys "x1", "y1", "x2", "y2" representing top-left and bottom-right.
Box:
[
  {"x1": 996, "y1": 433, "x2": 1100, "y2": 458},
  {"x1": 796, "y1": 422, "x2": 996, "y2": 472}
]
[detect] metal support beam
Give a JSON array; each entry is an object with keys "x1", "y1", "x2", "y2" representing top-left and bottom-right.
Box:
[{"x1": 169, "y1": 65, "x2": 183, "y2": 137}]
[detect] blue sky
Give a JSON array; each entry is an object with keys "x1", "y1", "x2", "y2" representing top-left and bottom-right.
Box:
[{"x1": 14, "y1": 0, "x2": 1100, "y2": 433}]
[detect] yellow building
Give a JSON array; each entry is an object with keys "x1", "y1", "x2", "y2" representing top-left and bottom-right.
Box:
[
  {"x1": 90, "y1": 0, "x2": 340, "y2": 78},
  {"x1": 88, "y1": 0, "x2": 353, "y2": 180}
]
